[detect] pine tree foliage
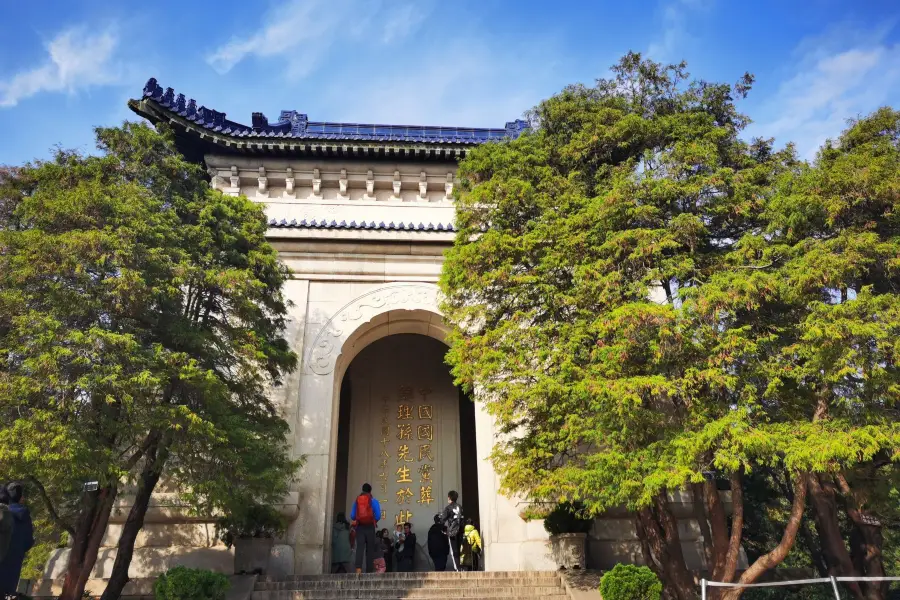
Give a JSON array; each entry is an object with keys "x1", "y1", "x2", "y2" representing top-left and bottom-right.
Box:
[
  {"x1": 440, "y1": 54, "x2": 900, "y2": 596},
  {"x1": 0, "y1": 122, "x2": 300, "y2": 600}
]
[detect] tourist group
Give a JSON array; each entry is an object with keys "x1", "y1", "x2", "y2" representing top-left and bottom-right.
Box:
[{"x1": 332, "y1": 485, "x2": 482, "y2": 573}]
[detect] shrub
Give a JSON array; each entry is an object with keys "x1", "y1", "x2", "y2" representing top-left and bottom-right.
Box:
[
  {"x1": 600, "y1": 564, "x2": 662, "y2": 600},
  {"x1": 153, "y1": 566, "x2": 230, "y2": 600},
  {"x1": 216, "y1": 504, "x2": 286, "y2": 548},
  {"x1": 542, "y1": 502, "x2": 593, "y2": 536}
]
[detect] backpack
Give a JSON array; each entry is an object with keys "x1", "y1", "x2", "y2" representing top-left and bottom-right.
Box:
[
  {"x1": 355, "y1": 493, "x2": 375, "y2": 525},
  {"x1": 447, "y1": 504, "x2": 463, "y2": 537}
]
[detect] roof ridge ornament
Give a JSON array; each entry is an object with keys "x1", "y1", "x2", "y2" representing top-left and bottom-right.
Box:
[
  {"x1": 137, "y1": 78, "x2": 529, "y2": 145},
  {"x1": 278, "y1": 110, "x2": 309, "y2": 135},
  {"x1": 505, "y1": 119, "x2": 529, "y2": 139}
]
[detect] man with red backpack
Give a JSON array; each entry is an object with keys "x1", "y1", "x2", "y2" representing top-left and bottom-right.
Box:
[{"x1": 349, "y1": 483, "x2": 382, "y2": 573}]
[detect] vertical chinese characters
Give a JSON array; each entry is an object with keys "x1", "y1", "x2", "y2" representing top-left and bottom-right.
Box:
[
  {"x1": 378, "y1": 396, "x2": 390, "y2": 494},
  {"x1": 395, "y1": 385, "x2": 414, "y2": 522},
  {"x1": 394, "y1": 385, "x2": 438, "y2": 525},
  {"x1": 416, "y1": 388, "x2": 435, "y2": 507}
]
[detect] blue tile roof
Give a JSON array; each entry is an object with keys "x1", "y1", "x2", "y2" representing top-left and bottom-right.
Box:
[
  {"x1": 142, "y1": 78, "x2": 528, "y2": 146},
  {"x1": 268, "y1": 218, "x2": 456, "y2": 232}
]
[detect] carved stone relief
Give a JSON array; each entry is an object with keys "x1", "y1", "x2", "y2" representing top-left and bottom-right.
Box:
[{"x1": 305, "y1": 283, "x2": 440, "y2": 375}]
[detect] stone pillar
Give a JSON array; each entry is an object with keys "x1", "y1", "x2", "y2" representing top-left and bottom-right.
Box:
[{"x1": 473, "y1": 400, "x2": 556, "y2": 571}]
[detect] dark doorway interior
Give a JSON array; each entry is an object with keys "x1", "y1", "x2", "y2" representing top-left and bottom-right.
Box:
[
  {"x1": 329, "y1": 336, "x2": 481, "y2": 551},
  {"x1": 458, "y1": 388, "x2": 481, "y2": 530}
]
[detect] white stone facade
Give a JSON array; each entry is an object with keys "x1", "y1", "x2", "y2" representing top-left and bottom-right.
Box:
[{"x1": 207, "y1": 152, "x2": 574, "y2": 575}]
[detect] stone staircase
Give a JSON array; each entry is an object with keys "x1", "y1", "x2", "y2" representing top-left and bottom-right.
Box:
[{"x1": 252, "y1": 571, "x2": 570, "y2": 600}]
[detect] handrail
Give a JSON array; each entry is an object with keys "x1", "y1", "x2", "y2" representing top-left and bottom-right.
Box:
[{"x1": 701, "y1": 575, "x2": 900, "y2": 600}]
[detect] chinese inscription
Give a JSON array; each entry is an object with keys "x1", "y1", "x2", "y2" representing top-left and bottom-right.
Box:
[{"x1": 391, "y1": 385, "x2": 438, "y2": 523}]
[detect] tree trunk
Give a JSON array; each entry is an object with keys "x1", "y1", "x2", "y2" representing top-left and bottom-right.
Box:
[
  {"x1": 721, "y1": 471, "x2": 807, "y2": 600},
  {"x1": 636, "y1": 493, "x2": 697, "y2": 600},
  {"x1": 59, "y1": 486, "x2": 117, "y2": 600},
  {"x1": 691, "y1": 483, "x2": 716, "y2": 573},
  {"x1": 773, "y1": 468, "x2": 828, "y2": 577},
  {"x1": 636, "y1": 513, "x2": 678, "y2": 600},
  {"x1": 720, "y1": 471, "x2": 744, "y2": 585},
  {"x1": 808, "y1": 473, "x2": 865, "y2": 600},
  {"x1": 701, "y1": 480, "x2": 731, "y2": 582},
  {"x1": 835, "y1": 473, "x2": 886, "y2": 600},
  {"x1": 100, "y1": 438, "x2": 170, "y2": 600}
]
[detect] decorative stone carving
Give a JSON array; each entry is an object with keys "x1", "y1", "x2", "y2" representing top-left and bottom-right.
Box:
[
  {"x1": 445, "y1": 172, "x2": 454, "y2": 199},
  {"x1": 365, "y1": 170, "x2": 375, "y2": 199},
  {"x1": 207, "y1": 167, "x2": 225, "y2": 191},
  {"x1": 285, "y1": 167, "x2": 295, "y2": 197},
  {"x1": 258, "y1": 166, "x2": 268, "y2": 197},
  {"x1": 306, "y1": 283, "x2": 441, "y2": 375},
  {"x1": 312, "y1": 168, "x2": 322, "y2": 196},
  {"x1": 230, "y1": 165, "x2": 240, "y2": 190},
  {"x1": 392, "y1": 170, "x2": 402, "y2": 199},
  {"x1": 419, "y1": 172, "x2": 428, "y2": 199},
  {"x1": 339, "y1": 169, "x2": 348, "y2": 195}
]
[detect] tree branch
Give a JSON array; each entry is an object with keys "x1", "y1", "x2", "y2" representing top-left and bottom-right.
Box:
[
  {"x1": 722, "y1": 470, "x2": 744, "y2": 584},
  {"x1": 27, "y1": 475, "x2": 75, "y2": 537},
  {"x1": 123, "y1": 430, "x2": 162, "y2": 472},
  {"x1": 723, "y1": 471, "x2": 807, "y2": 600},
  {"x1": 732, "y1": 262, "x2": 774, "y2": 271}
]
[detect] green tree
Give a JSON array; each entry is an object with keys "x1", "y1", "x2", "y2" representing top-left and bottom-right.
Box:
[
  {"x1": 440, "y1": 53, "x2": 900, "y2": 600},
  {"x1": 723, "y1": 107, "x2": 900, "y2": 600},
  {"x1": 0, "y1": 122, "x2": 300, "y2": 600},
  {"x1": 441, "y1": 52, "x2": 784, "y2": 600}
]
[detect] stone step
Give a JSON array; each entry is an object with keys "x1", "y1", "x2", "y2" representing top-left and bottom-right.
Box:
[
  {"x1": 250, "y1": 594, "x2": 569, "y2": 600},
  {"x1": 256, "y1": 577, "x2": 563, "y2": 591},
  {"x1": 261, "y1": 572, "x2": 562, "y2": 583},
  {"x1": 251, "y1": 585, "x2": 565, "y2": 598}
]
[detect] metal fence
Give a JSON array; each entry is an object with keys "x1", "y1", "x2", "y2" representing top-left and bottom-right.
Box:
[{"x1": 702, "y1": 576, "x2": 900, "y2": 599}]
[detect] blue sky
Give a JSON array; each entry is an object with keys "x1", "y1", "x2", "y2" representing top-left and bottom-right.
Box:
[{"x1": 1, "y1": 0, "x2": 899, "y2": 164}]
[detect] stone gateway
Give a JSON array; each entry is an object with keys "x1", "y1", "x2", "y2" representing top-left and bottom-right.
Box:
[{"x1": 37, "y1": 79, "x2": 719, "y2": 593}]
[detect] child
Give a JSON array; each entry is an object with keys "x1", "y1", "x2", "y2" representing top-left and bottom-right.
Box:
[
  {"x1": 373, "y1": 530, "x2": 387, "y2": 573},
  {"x1": 393, "y1": 522, "x2": 405, "y2": 569},
  {"x1": 460, "y1": 519, "x2": 483, "y2": 571}
]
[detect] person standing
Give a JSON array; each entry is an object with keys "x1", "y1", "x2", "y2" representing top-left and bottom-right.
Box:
[
  {"x1": 331, "y1": 512, "x2": 352, "y2": 573},
  {"x1": 427, "y1": 514, "x2": 448, "y2": 571},
  {"x1": 460, "y1": 519, "x2": 483, "y2": 571},
  {"x1": 0, "y1": 482, "x2": 34, "y2": 597},
  {"x1": 379, "y1": 529, "x2": 394, "y2": 573},
  {"x1": 349, "y1": 483, "x2": 381, "y2": 574},
  {"x1": 440, "y1": 490, "x2": 463, "y2": 572},
  {"x1": 397, "y1": 522, "x2": 416, "y2": 572},
  {"x1": 372, "y1": 530, "x2": 386, "y2": 573}
]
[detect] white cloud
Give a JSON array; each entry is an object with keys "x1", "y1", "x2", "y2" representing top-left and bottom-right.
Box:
[
  {"x1": 0, "y1": 26, "x2": 121, "y2": 108},
  {"x1": 206, "y1": 0, "x2": 431, "y2": 75},
  {"x1": 381, "y1": 4, "x2": 428, "y2": 44},
  {"x1": 647, "y1": 0, "x2": 711, "y2": 61},
  {"x1": 748, "y1": 26, "x2": 900, "y2": 159}
]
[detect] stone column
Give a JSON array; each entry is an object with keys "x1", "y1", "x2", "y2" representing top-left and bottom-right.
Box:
[{"x1": 473, "y1": 400, "x2": 556, "y2": 571}]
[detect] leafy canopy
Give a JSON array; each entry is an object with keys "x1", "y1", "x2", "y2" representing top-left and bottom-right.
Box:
[
  {"x1": 439, "y1": 53, "x2": 900, "y2": 515},
  {"x1": 0, "y1": 121, "x2": 300, "y2": 535}
]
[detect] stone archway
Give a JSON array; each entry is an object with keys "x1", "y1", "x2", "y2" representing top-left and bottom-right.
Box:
[
  {"x1": 304, "y1": 282, "x2": 447, "y2": 379},
  {"x1": 302, "y1": 283, "x2": 453, "y2": 570}
]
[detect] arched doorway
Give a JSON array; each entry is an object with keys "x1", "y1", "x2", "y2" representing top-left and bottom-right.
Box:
[{"x1": 330, "y1": 333, "x2": 480, "y2": 570}]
